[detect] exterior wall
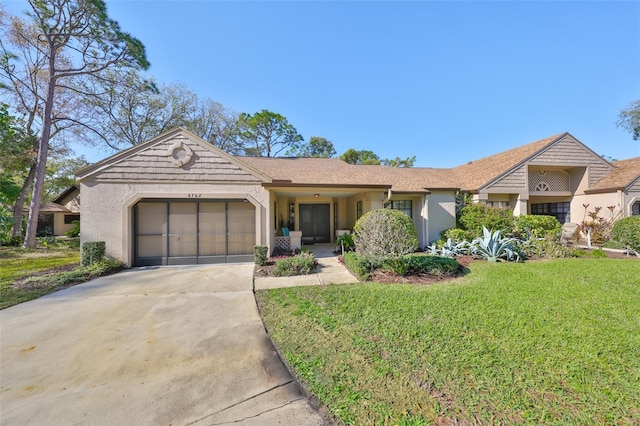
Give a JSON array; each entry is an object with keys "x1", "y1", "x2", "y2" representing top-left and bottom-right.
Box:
[
  {"x1": 53, "y1": 213, "x2": 78, "y2": 236},
  {"x1": 572, "y1": 192, "x2": 624, "y2": 223},
  {"x1": 624, "y1": 176, "x2": 640, "y2": 216},
  {"x1": 484, "y1": 165, "x2": 527, "y2": 192},
  {"x1": 426, "y1": 191, "x2": 456, "y2": 245},
  {"x1": 80, "y1": 181, "x2": 268, "y2": 266}
]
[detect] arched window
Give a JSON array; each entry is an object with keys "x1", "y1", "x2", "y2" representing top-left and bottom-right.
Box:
[{"x1": 534, "y1": 182, "x2": 551, "y2": 192}]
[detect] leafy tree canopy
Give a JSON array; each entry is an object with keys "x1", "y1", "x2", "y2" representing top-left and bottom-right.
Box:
[
  {"x1": 340, "y1": 148, "x2": 381, "y2": 165},
  {"x1": 238, "y1": 109, "x2": 303, "y2": 157},
  {"x1": 617, "y1": 99, "x2": 640, "y2": 140},
  {"x1": 289, "y1": 136, "x2": 336, "y2": 158}
]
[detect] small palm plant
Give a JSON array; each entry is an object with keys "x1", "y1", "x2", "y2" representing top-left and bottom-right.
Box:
[{"x1": 471, "y1": 227, "x2": 521, "y2": 262}]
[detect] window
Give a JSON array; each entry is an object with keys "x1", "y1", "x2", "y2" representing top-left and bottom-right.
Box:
[
  {"x1": 356, "y1": 201, "x2": 363, "y2": 219},
  {"x1": 531, "y1": 202, "x2": 570, "y2": 224},
  {"x1": 384, "y1": 200, "x2": 412, "y2": 218},
  {"x1": 632, "y1": 201, "x2": 640, "y2": 216},
  {"x1": 64, "y1": 214, "x2": 80, "y2": 224},
  {"x1": 485, "y1": 201, "x2": 510, "y2": 208}
]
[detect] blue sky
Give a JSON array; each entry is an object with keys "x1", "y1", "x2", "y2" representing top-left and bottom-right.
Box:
[{"x1": 5, "y1": 0, "x2": 640, "y2": 167}]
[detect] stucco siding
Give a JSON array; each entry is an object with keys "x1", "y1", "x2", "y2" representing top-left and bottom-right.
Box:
[
  {"x1": 427, "y1": 191, "x2": 456, "y2": 244},
  {"x1": 90, "y1": 136, "x2": 261, "y2": 183},
  {"x1": 80, "y1": 181, "x2": 269, "y2": 266},
  {"x1": 484, "y1": 165, "x2": 527, "y2": 192}
]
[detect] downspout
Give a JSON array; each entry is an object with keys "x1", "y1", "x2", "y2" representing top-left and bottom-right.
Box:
[{"x1": 384, "y1": 187, "x2": 392, "y2": 205}]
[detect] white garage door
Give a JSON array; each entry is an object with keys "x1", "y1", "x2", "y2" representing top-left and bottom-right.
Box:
[{"x1": 134, "y1": 200, "x2": 255, "y2": 266}]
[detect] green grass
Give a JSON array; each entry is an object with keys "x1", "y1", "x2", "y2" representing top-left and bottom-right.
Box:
[
  {"x1": 256, "y1": 259, "x2": 640, "y2": 425},
  {"x1": 0, "y1": 246, "x2": 120, "y2": 310}
]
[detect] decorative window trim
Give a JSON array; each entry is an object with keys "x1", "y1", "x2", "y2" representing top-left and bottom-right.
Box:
[
  {"x1": 166, "y1": 140, "x2": 194, "y2": 167},
  {"x1": 534, "y1": 182, "x2": 551, "y2": 192}
]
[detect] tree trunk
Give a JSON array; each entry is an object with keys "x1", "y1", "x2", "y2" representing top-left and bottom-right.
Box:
[
  {"x1": 23, "y1": 54, "x2": 56, "y2": 248},
  {"x1": 11, "y1": 163, "x2": 36, "y2": 238}
]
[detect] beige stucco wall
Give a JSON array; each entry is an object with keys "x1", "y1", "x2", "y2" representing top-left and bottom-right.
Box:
[
  {"x1": 426, "y1": 191, "x2": 456, "y2": 244},
  {"x1": 53, "y1": 213, "x2": 77, "y2": 236},
  {"x1": 571, "y1": 191, "x2": 625, "y2": 223},
  {"x1": 80, "y1": 181, "x2": 269, "y2": 266}
]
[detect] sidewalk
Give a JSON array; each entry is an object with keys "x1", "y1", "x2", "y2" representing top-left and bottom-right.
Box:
[{"x1": 254, "y1": 244, "x2": 360, "y2": 291}]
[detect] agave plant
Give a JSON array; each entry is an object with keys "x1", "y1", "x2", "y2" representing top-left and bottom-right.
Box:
[
  {"x1": 471, "y1": 227, "x2": 521, "y2": 262},
  {"x1": 427, "y1": 238, "x2": 471, "y2": 258}
]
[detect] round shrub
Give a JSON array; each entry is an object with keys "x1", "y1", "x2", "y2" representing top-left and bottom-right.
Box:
[
  {"x1": 611, "y1": 216, "x2": 640, "y2": 252},
  {"x1": 514, "y1": 214, "x2": 561, "y2": 238},
  {"x1": 458, "y1": 203, "x2": 515, "y2": 237},
  {"x1": 354, "y1": 209, "x2": 418, "y2": 262},
  {"x1": 441, "y1": 227, "x2": 475, "y2": 243}
]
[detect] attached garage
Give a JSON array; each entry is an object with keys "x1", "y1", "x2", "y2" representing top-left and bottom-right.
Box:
[
  {"x1": 77, "y1": 128, "x2": 270, "y2": 267},
  {"x1": 134, "y1": 199, "x2": 255, "y2": 266}
]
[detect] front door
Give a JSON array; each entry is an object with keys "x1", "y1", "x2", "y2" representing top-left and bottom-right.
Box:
[{"x1": 299, "y1": 204, "x2": 331, "y2": 244}]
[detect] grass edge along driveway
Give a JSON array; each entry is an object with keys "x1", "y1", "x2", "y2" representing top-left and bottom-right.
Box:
[{"x1": 257, "y1": 258, "x2": 640, "y2": 425}]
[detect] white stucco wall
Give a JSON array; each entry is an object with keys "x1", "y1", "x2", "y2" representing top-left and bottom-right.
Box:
[{"x1": 80, "y1": 180, "x2": 269, "y2": 266}]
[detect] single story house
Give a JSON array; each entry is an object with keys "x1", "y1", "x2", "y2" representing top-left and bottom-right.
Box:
[
  {"x1": 76, "y1": 128, "x2": 639, "y2": 267},
  {"x1": 25, "y1": 185, "x2": 81, "y2": 236}
]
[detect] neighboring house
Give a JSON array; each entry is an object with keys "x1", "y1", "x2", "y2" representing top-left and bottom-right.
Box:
[
  {"x1": 451, "y1": 133, "x2": 640, "y2": 223},
  {"x1": 76, "y1": 128, "x2": 639, "y2": 267},
  {"x1": 24, "y1": 185, "x2": 81, "y2": 236}
]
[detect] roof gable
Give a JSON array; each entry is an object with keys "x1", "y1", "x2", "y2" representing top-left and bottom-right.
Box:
[
  {"x1": 451, "y1": 133, "x2": 615, "y2": 192},
  {"x1": 589, "y1": 156, "x2": 640, "y2": 192},
  {"x1": 77, "y1": 128, "x2": 270, "y2": 183}
]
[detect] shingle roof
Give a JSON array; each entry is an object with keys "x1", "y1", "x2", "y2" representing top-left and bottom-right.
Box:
[
  {"x1": 450, "y1": 133, "x2": 566, "y2": 191},
  {"x1": 236, "y1": 156, "x2": 459, "y2": 192},
  {"x1": 589, "y1": 156, "x2": 640, "y2": 191},
  {"x1": 23, "y1": 202, "x2": 71, "y2": 213}
]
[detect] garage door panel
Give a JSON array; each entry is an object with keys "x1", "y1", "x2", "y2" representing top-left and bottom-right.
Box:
[
  {"x1": 134, "y1": 199, "x2": 255, "y2": 266},
  {"x1": 137, "y1": 202, "x2": 167, "y2": 234},
  {"x1": 199, "y1": 235, "x2": 226, "y2": 256},
  {"x1": 137, "y1": 235, "x2": 167, "y2": 258},
  {"x1": 169, "y1": 235, "x2": 197, "y2": 257},
  {"x1": 169, "y1": 202, "x2": 197, "y2": 234}
]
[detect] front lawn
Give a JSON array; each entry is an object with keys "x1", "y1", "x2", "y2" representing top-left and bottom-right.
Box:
[
  {"x1": 0, "y1": 245, "x2": 121, "y2": 309},
  {"x1": 257, "y1": 258, "x2": 640, "y2": 425}
]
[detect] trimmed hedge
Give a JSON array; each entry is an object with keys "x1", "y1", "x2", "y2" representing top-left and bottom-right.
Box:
[
  {"x1": 354, "y1": 209, "x2": 419, "y2": 261},
  {"x1": 514, "y1": 215, "x2": 561, "y2": 238},
  {"x1": 273, "y1": 252, "x2": 316, "y2": 277},
  {"x1": 612, "y1": 216, "x2": 640, "y2": 252},
  {"x1": 81, "y1": 241, "x2": 105, "y2": 266},
  {"x1": 458, "y1": 203, "x2": 514, "y2": 237},
  {"x1": 403, "y1": 254, "x2": 460, "y2": 276},
  {"x1": 253, "y1": 245, "x2": 268, "y2": 266},
  {"x1": 342, "y1": 252, "x2": 374, "y2": 281}
]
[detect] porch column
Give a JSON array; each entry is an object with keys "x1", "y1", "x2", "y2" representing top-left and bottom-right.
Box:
[
  {"x1": 421, "y1": 195, "x2": 429, "y2": 248},
  {"x1": 513, "y1": 193, "x2": 528, "y2": 216}
]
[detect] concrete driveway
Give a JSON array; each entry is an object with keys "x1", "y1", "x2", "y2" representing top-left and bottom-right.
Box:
[{"x1": 0, "y1": 265, "x2": 324, "y2": 425}]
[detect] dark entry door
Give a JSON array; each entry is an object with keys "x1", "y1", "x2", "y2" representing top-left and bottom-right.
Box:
[{"x1": 299, "y1": 204, "x2": 331, "y2": 244}]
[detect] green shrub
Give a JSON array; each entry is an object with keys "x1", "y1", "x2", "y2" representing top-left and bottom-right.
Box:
[
  {"x1": 592, "y1": 248, "x2": 607, "y2": 258},
  {"x1": 520, "y1": 238, "x2": 578, "y2": 259},
  {"x1": 354, "y1": 209, "x2": 418, "y2": 262},
  {"x1": 514, "y1": 215, "x2": 561, "y2": 238},
  {"x1": 65, "y1": 220, "x2": 80, "y2": 237},
  {"x1": 382, "y1": 257, "x2": 408, "y2": 275},
  {"x1": 403, "y1": 254, "x2": 460, "y2": 276},
  {"x1": 81, "y1": 241, "x2": 106, "y2": 266},
  {"x1": 273, "y1": 252, "x2": 316, "y2": 277},
  {"x1": 342, "y1": 252, "x2": 375, "y2": 281},
  {"x1": 440, "y1": 227, "x2": 474, "y2": 243},
  {"x1": 458, "y1": 203, "x2": 515, "y2": 237},
  {"x1": 253, "y1": 245, "x2": 268, "y2": 266},
  {"x1": 611, "y1": 216, "x2": 640, "y2": 252}
]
